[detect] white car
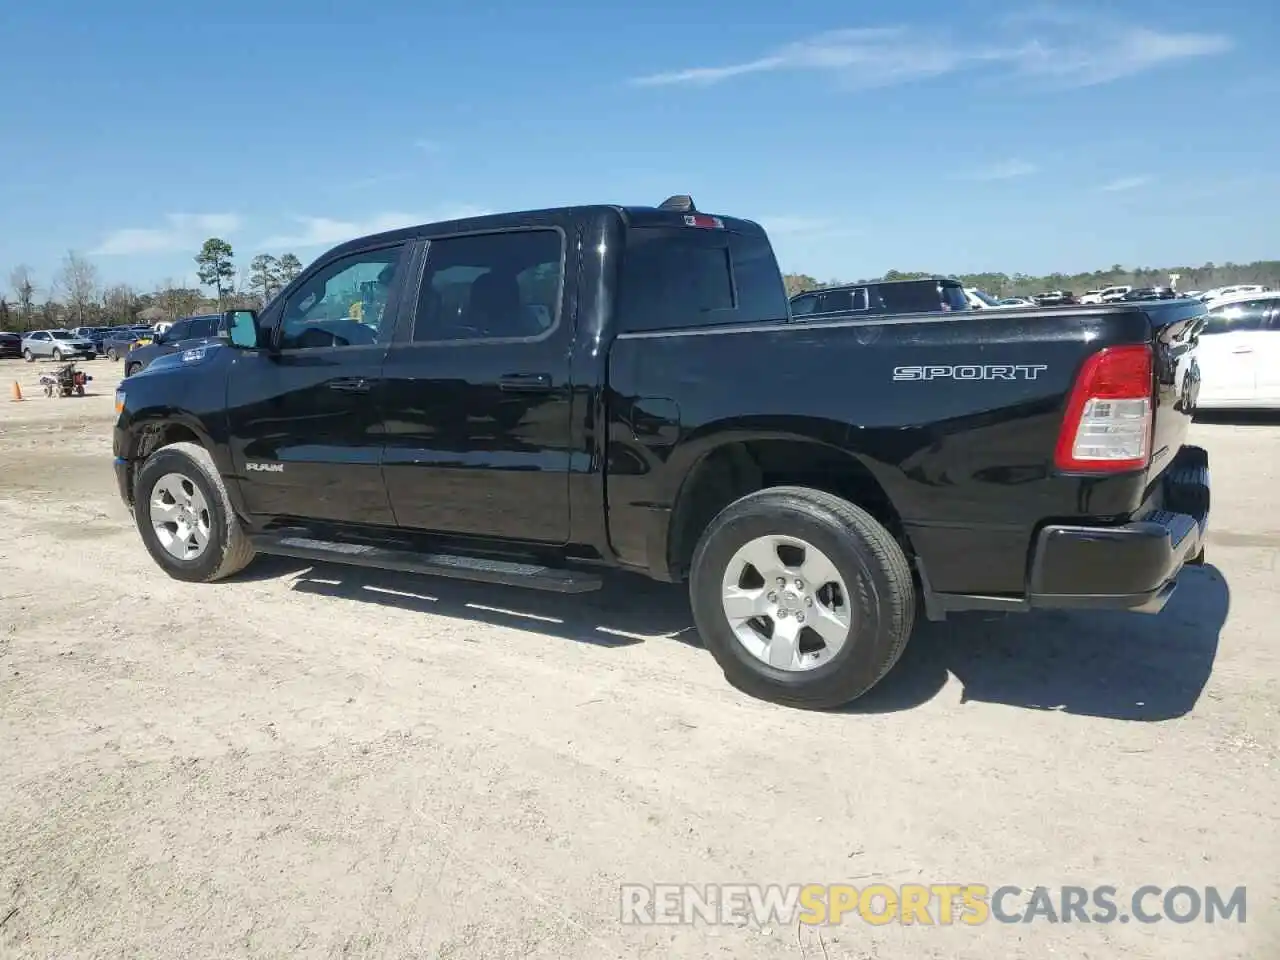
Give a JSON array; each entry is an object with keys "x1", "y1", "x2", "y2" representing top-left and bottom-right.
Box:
[
  {"x1": 20, "y1": 329, "x2": 98, "y2": 362},
  {"x1": 1200, "y1": 284, "x2": 1267, "y2": 303},
  {"x1": 963, "y1": 288, "x2": 1026, "y2": 310},
  {"x1": 1193, "y1": 291, "x2": 1280, "y2": 409},
  {"x1": 1099, "y1": 285, "x2": 1132, "y2": 302}
]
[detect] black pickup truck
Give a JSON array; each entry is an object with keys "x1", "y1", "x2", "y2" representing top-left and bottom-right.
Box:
[{"x1": 112, "y1": 195, "x2": 1211, "y2": 709}]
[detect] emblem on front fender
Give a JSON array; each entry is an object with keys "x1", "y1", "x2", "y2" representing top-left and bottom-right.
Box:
[{"x1": 245, "y1": 461, "x2": 284, "y2": 473}]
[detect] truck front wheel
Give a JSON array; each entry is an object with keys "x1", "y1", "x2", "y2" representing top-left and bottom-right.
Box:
[
  {"x1": 689, "y1": 486, "x2": 915, "y2": 709},
  {"x1": 133, "y1": 441, "x2": 256, "y2": 583}
]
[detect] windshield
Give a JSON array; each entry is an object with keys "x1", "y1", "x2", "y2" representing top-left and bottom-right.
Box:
[
  {"x1": 50, "y1": 331, "x2": 73, "y2": 340},
  {"x1": 968, "y1": 289, "x2": 1000, "y2": 307}
]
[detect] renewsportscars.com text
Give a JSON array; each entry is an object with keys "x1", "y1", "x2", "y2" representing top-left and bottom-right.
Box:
[{"x1": 620, "y1": 883, "x2": 1247, "y2": 927}]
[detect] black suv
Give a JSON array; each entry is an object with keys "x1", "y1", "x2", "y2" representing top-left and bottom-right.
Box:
[
  {"x1": 789, "y1": 277, "x2": 970, "y2": 317},
  {"x1": 122, "y1": 314, "x2": 221, "y2": 377}
]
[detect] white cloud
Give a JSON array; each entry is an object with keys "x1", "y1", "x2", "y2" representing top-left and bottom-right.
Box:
[
  {"x1": 628, "y1": 19, "x2": 1229, "y2": 91},
  {"x1": 1099, "y1": 175, "x2": 1152, "y2": 192},
  {"x1": 960, "y1": 159, "x2": 1039, "y2": 181},
  {"x1": 91, "y1": 213, "x2": 242, "y2": 255},
  {"x1": 259, "y1": 206, "x2": 491, "y2": 249}
]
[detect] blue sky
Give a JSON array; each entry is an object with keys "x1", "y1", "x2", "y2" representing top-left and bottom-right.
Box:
[{"x1": 1, "y1": 0, "x2": 1275, "y2": 295}]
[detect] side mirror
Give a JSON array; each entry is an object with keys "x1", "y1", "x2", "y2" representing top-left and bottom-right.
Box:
[{"x1": 218, "y1": 309, "x2": 261, "y2": 349}]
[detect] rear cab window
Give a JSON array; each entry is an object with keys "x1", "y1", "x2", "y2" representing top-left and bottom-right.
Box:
[{"x1": 616, "y1": 219, "x2": 789, "y2": 333}]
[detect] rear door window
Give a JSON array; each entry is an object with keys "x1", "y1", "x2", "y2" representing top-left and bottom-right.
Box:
[
  {"x1": 1204, "y1": 300, "x2": 1269, "y2": 335},
  {"x1": 817, "y1": 288, "x2": 868, "y2": 313},
  {"x1": 877, "y1": 282, "x2": 943, "y2": 313},
  {"x1": 617, "y1": 225, "x2": 789, "y2": 332}
]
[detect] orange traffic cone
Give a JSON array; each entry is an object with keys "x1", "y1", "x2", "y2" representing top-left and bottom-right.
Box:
[{"x1": 10, "y1": 381, "x2": 22, "y2": 402}]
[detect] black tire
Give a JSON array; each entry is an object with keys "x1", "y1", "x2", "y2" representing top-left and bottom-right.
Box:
[
  {"x1": 133, "y1": 441, "x2": 256, "y2": 583},
  {"x1": 126, "y1": 362, "x2": 141, "y2": 377},
  {"x1": 23, "y1": 349, "x2": 34, "y2": 363},
  {"x1": 689, "y1": 486, "x2": 915, "y2": 709},
  {"x1": 52, "y1": 348, "x2": 62, "y2": 361}
]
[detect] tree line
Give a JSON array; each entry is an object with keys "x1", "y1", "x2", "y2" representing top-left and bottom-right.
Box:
[
  {"x1": 782, "y1": 260, "x2": 1280, "y2": 300},
  {"x1": 0, "y1": 239, "x2": 304, "y2": 333}
]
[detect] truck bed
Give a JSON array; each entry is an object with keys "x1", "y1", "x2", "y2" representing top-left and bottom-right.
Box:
[{"x1": 606, "y1": 299, "x2": 1205, "y2": 597}]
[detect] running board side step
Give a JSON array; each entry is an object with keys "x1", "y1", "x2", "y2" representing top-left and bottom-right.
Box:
[{"x1": 249, "y1": 534, "x2": 604, "y2": 593}]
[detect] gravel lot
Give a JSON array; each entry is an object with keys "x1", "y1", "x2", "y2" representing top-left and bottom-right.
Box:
[{"x1": 1, "y1": 356, "x2": 1276, "y2": 959}]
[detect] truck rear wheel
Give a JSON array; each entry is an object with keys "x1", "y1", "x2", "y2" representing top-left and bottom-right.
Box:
[
  {"x1": 689, "y1": 486, "x2": 915, "y2": 709},
  {"x1": 133, "y1": 441, "x2": 256, "y2": 583}
]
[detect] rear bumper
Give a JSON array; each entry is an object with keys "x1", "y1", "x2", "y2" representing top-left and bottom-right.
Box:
[
  {"x1": 1029, "y1": 445, "x2": 1209, "y2": 614},
  {"x1": 921, "y1": 446, "x2": 1210, "y2": 619}
]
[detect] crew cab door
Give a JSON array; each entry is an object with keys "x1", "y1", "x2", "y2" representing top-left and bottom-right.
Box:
[
  {"x1": 224, "y1": 241, "x2": 411, "y2": 524},
  {"x1": 1197, "y1": 298, "x2": 1270, "y2": 404},
  {"x1": 380, "y1": 224, "x2": 574, "y2": 543},
  {"x1": 1254, "y1": 297, "x2": 1280, "y2": 403}
]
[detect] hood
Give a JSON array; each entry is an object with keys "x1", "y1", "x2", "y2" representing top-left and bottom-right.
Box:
[{"x1": 134, "y1": 342, "x2": 224, "y2": 376}]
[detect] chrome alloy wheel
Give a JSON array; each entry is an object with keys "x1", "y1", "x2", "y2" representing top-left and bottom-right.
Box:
[
  {"x1": 720, "y1": 535, "x2": 853, "y2": 671},
  {"x1": 149, "y1": 472, "x2": 212, "y2": 561}
]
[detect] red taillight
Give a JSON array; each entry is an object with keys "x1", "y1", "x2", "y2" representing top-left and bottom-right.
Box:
[{"x1": 1054, "y1": 344, "x2": 1154, "y2": 473}]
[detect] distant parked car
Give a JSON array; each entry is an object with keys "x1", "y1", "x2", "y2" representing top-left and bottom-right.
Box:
[
  {"x1": 1032, "y1": 291, "x2": 1078, "y2": 306},
  {"x1": 21, "y1": 329, "x2": 97, "y2": 362},
  {"x1": 1194, "y1": 291, "x2": 1280, "y2": 410},
  {"x1": 122, "y1": 313, "x2": 221, "y2": 377},
  {"x1": 1099, "y1": 285, "x2": 1132, "y2": 302},
  {"x1": 102, "y1": 329, "x2": 143, "y2": 361},
  {"x1": 72, "y1": 326, "x2": 115, "y2": 354},
  {"x1": 1121, "y1": 287, "x2": 1178, "y2": 302},
  {"x1": 962, "y1": 288, "x2": 1022, "y2": 310},
  {"x1": 789, "y1": 277, "x2": 971, "y2": 318},
  {"x1": 1200, "y1": 284, "x2": 1267, "y2": 303},
  {"x1": 0, "y1": 330, "x2": 22, "y2": 358},
  {"x1": 996, "y1": 297, "x2": 1037, "y2": 307}
]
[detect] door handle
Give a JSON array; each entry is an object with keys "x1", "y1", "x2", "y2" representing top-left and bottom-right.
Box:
[
  {"x1": 1231, "y1": 347, "x2": 1254, "y2": 354},
  {"x1": 498, "y1": 372, "x2": 553, "y2": 392},
  {"x1": 328, "y1": 377, "x2": 371, "y2": 393}
]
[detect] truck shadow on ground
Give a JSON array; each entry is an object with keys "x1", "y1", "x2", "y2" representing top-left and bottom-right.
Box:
[
  {"x1": 248, "y1": 558, "x2": 1228, "y2": 722},
  {"x1": 849, "y1": 564, "x2": 1229, "y2": 721},
  {"x1": 249, "y1": 557, "x2": 697, "y2": 649}
]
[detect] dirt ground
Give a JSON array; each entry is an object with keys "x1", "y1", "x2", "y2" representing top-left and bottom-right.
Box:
[{"x1": 0, "y1": 356, "x2": 1276, "y2": 959}]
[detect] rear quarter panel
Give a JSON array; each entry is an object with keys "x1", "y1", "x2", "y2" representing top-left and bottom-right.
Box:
[{"x1": 607, "y1": 305, "x2": 1177, "y2": 596}]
